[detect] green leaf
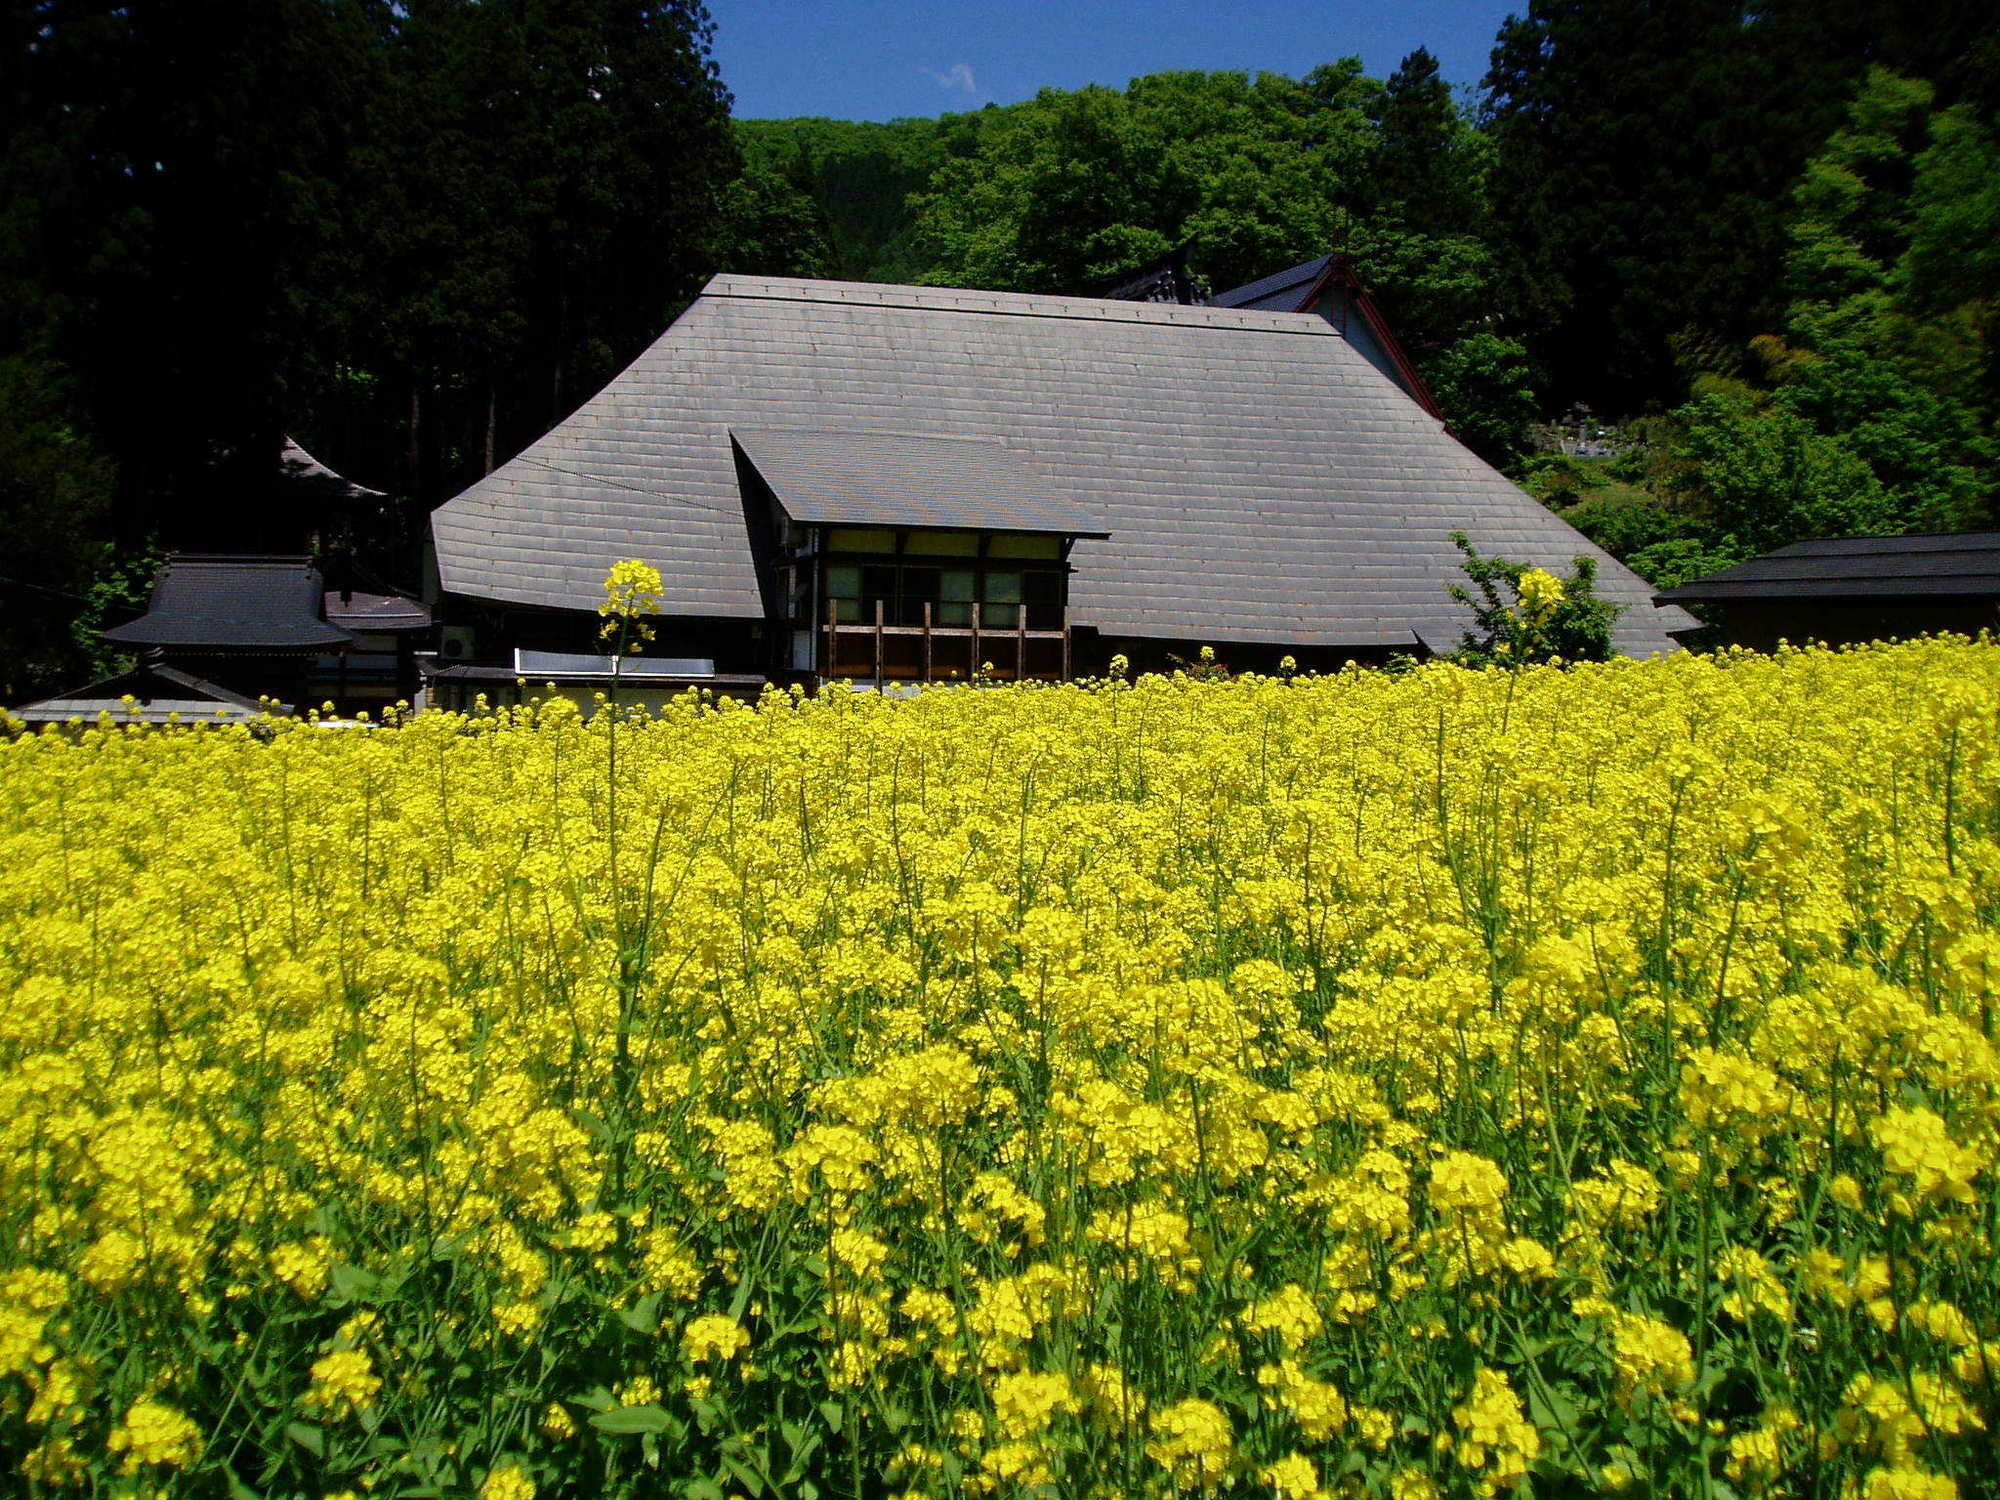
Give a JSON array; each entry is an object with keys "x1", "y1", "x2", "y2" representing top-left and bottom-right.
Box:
[
  {"x1": 591, "y1": 1403, "x2": 681, "y2": 1437},
  {"x1": 720, "y1": 1453, "x2": 767, "y2": 1496},
  {"x1": 329, "y1": 1263, "x2": 383, "y2": 1305},
  {"x1": 817, "y1": 1399, "x2": 845, "y2": 1430},
  {"x1": 285, "y1": 1421, "x2": 324, "y2": 1458},
  {"x1": 224, "y1": 1468, "x2": 264, "y2": 1500},
  {"x1": 682, "y1": 1481, "x2": 726, "y2": 1500},
  {"x1": 618, "y1": 1290, "x2": 665, "y2": 1335}
]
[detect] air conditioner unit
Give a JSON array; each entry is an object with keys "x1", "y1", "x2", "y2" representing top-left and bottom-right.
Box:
[{"x1": 439, "y1": 625, "x2": 476, "y2": 662}]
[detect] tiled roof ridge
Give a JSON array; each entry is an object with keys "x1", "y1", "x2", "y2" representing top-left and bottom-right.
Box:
[{"x1": 700, "y1": 273, "x2": 1341, "y2": 336}]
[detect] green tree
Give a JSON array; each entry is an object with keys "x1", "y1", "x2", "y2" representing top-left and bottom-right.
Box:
[
  {"x1": 1445, "y1": 531, "x2": 1622, "y2": 665},
  {"x1": 909, "y1": 69, "x2": 1367, "y2": 296},
  {"x1": 0, "y1": 355, "x2": 118, "y2": 702},
  {"x1": 1480, "y1": 0, "x2": 2000, "y2": 413},
  {"x1": 715, "y1": 166, "x2": 835, "y2": 279}
]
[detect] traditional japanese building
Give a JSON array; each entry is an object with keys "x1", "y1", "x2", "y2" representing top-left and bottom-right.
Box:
[
  {"x1": 1655, "y1": 532, "x2": 2000, "y2": 650},
  {"x1": 427, "y1": 273, "x2": 1693, "y2": 694}
]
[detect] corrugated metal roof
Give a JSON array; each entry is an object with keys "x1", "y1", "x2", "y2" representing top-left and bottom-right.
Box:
[
  {"x1": 1206, "y1": 254, "x2": 1330, "y2": 312},
  {"x1": 1657, "y1": 533, "x2": 2000, "y2": 603},
  {"x1": 433, "y1": 274, "x2": 1694, "y2": 655},
  {"x1": 103, "y1": 556, "x2": 356, "y2": 649},
  {"x1": 733, "y1": 429, "x2": 1109, "y2": 535}
]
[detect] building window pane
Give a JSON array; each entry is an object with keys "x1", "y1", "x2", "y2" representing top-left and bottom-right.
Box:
[
  {"x1": 937, "y1": 601, "x2": 972, "y2": 626},
  {"x1": 941, "y1": 569, "x2": 975, "y2": 602},
  {"x1": 984, "y1": 602, "x2": 1021, "y2": 628},
  {"x1": 826, "y1": 565, "x2": 860, "y2": 598},
  {"x1": 984, "y1": 571, "x2": 1022, "y2": 604}
]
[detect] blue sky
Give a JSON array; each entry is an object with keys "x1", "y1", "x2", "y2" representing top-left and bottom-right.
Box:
[{"x1": 708, "y1": 0, "x2": 1523, "y2": 122}]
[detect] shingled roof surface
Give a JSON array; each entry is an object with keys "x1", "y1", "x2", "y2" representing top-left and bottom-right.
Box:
[
  {"x1": 1657, "y1": 533, "x2": 2000, "y2": 602},
  {"x1": 433, "y1": 275, "x2": 1693, "y2": 654}
]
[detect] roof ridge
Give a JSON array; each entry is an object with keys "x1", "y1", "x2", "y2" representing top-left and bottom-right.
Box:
[{"x1": 700, "y1": 273, "x2": 1338, "y2": 336}]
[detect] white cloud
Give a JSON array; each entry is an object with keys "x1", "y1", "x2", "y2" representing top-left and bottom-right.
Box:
[{"x1": 924, "y1": 62, "x2": 978, "y2": 94}]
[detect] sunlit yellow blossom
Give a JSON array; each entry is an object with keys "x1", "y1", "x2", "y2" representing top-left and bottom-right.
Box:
[
  {"x1": 681, "y1": 1314, "x2": 750, "y2": 1364},
  {"x1": 480, "y1": 1463, "x2": 537, "y2": 1500},
  {"x1": 1451, "y1": 1368, "x2": 1540, "y2": 1494},
  {"x1": 107, "y1": 1399, "x2": 202, "y2": 1474},
  {"x1": 303, "y1": 1349, "x2": 381, "y2": 1417},
  {"x1": 1146, "y1": 1397, "x2": 1234, "y2": 1491},
  {"x1": 1870, "y1": 1107, "x2": 1983, "y2": 1209}
]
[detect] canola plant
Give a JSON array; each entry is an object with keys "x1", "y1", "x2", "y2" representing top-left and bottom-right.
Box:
[{"x1": 0, "y1": 634, "x2": 1996, "y2": 1499}]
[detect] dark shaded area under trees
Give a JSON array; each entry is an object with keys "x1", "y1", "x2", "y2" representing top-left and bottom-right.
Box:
[{"x1": 4, "y1": 0, "x2": 1998, "y2": 699}]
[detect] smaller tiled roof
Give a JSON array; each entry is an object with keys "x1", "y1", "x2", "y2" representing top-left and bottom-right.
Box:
[
  {"x1": 325, "y1": 591, "x2": 431, "y2": 632},
  {"x1": 7, "y1": 662, "x2": 277, "y2": 725},
  {"x1": 1207, "y1": 254, "x2": 1333, "y2": 312},
  {"x1": 103, "y1": 555, "x2": 356, "y2": 650},
  {"x1": 731, "y1": 429, "x2": 1110, "y2": 536},
  {"x1": 1656, "y1": 533, "x2": 2000, "y2": 603}
]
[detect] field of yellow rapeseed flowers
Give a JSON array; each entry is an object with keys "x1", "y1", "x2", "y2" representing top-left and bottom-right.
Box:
[{"x1": 2, "y1": 636, "x2": 1997, "y2": 1500}]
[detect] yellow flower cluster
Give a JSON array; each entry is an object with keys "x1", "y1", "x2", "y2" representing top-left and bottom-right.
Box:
[{"x1": 1, "y1": 633, "x2": 1998, "y2": 1496}]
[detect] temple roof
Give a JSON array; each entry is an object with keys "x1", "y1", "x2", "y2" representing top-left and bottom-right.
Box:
[{"x1": 101, "y1": 555, "x2": 356, "y2": 650}]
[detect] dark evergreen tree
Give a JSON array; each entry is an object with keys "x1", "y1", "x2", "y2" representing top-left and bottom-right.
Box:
[{"x1": 1368, "y1": 48, "x2": 1477, "y2": 238}]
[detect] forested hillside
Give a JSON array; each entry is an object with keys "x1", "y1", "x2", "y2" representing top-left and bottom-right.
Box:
[{"x1": 3, "y1": 0, "x2": 1998, "y2": 698}]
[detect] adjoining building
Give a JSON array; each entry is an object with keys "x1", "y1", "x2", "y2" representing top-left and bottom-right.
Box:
[
  {"x1": 93, "y1": 553, "x2": 427, "y2": 716},
  {"x1": 1204, "y1": 253, "x2": 1446, "y2": 421},
  {"x1": 1655, "y1": 532, "x2": 2000, "y2": 650},
  {"x1": 429, "y1": 274, "x2": 1693, "y2": 693}
]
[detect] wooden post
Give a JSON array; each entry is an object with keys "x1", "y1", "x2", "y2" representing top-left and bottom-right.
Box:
[
  {"x1": 873, "y1": 597, "x2": 884, "y2": 686},
  {"x1": 971, "y1": 602, "x2": 982, "y2": 680},
  {"x1": 1016, "y1": 605, "x2": 1027, "y2": 681},
  {"x1": 1061, "y1": 607, "x2": 1072, "y2": 682},
  {"x1": 827, "y1": 594, "x2": 838, "y2": 680},
  {"x1": 922, "y1": 600, "x2": 933, "y2": 684}
]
